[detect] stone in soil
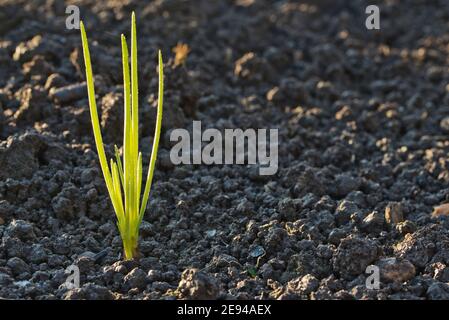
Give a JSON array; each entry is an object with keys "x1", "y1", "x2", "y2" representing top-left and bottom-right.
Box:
[
  {"x1": 332, "y1": 237, "x2": 380, "y2": 280},
  {"x1": 394, "y1": 225, "x2": 449, "y2": 269},
  {"x1": 176, "y1": 268, "x2": 220, "y2": 300},
  {"x1": 63, "y1": 284, "x2": 115, "y2": 300},
  {"x1": 376, "y1": 257, "x2": 415, "y2": 283},
  {"x1": 123, "y1": 268, "x2": 148, "y2": 290}
]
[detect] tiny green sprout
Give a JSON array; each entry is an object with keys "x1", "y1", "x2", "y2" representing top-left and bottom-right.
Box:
[
  {"x1": 79, "y1": 12, "x2": 164, "y2": 260},
  {"x1": 247, "y1": 267, "x2": 257, "y2": 278}
]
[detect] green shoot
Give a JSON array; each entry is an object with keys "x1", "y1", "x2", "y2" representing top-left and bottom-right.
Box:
[{"x1": 80, "y1": 12, "x2": 164, "y2": 260}]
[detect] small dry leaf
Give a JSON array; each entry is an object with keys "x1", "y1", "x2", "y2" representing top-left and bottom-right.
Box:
[
  {"x1": 172, "y1": 42, "x2": 190, "y2": 66},
  {"x1": 385, "y1": 202, "x2": 404, "y2": 224},
  {"x1": 0, "y1": 216, "x2": 4, "y2": 225},
  {"x1": 431, "y1": 203, "x2": 449, "y2": 218}
]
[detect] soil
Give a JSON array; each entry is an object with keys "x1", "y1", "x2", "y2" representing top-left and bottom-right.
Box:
[{"x1": 1, "y1": 0, "x2": 449, "y2": 300}]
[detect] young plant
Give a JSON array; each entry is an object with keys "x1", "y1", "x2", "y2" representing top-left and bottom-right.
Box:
[{"x1": 79, "y1": 12, "x2": 164, "y2": 260}]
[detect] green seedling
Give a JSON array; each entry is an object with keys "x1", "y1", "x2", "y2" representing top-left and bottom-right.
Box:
[
  {"x1": 80, "y1": 12, "x2": 164, "y2": 260},
  {"x1": 247, "y1": 266, "x2": 257, "y2": 278}
]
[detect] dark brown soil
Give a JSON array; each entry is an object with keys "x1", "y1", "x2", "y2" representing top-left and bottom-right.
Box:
[{"x1": 1, "y1": 0, "x2": 449, "y2": 300}]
